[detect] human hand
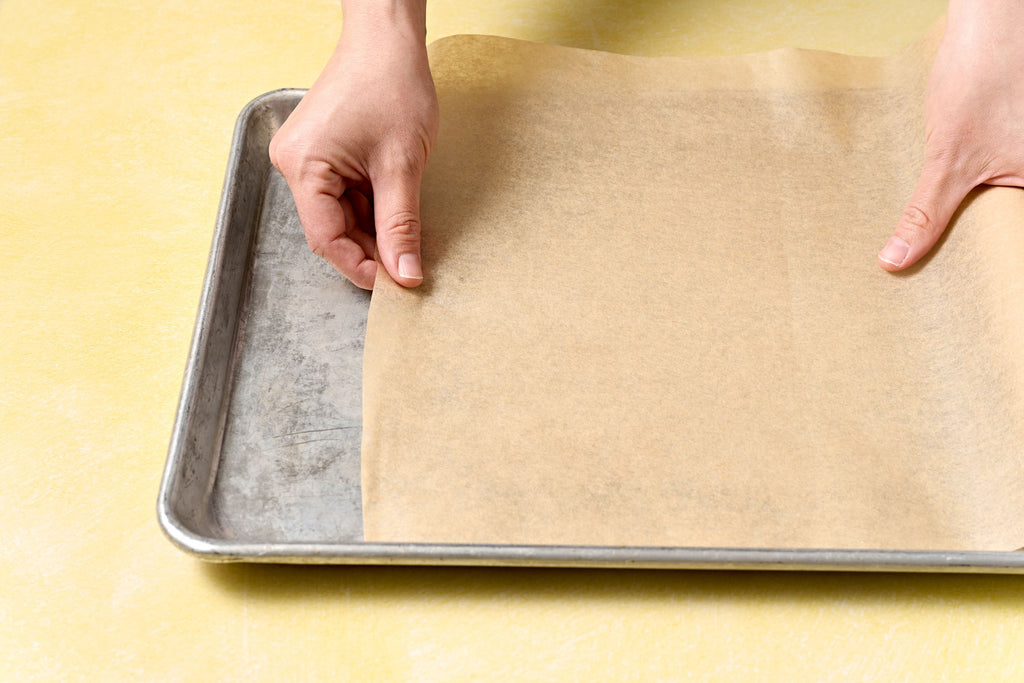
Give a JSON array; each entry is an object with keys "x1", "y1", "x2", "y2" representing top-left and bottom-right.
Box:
[
  {"x1": 878, "y1": 0, "x2": 1024, "y2": 271},
  {"x1": 270, "y1": 1, "x2": 437, "y2": 289}
]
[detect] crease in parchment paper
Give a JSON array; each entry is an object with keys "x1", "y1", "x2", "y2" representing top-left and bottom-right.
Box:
[{"x1": 361, "y1": 23, "x2": 1024, "y2": 550}]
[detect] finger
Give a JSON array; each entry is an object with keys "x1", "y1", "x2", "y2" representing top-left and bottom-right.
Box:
[
  {"x1": 295, "y1": 189, "x2": 377, "y2": 289},
  {"x1": 372, "y1": 163, "x2": 425, "y2": 288},
  {"x1": 878, "y1": 157, "x2": 973, "y2": 271},
  {"x1": 347, "y1": 188, "x2": 374, "y2": 236},
  {"x1": 341, "y1": 190, "x2": 377, "y2": 257}
]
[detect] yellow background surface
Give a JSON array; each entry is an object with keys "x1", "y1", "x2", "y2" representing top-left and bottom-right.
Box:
[{"x1": 4, "y1": 0, "x2": 1023, "y2": 679}]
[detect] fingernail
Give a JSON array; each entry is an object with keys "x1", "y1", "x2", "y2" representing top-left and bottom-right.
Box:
[
  {"x1": 398, "y1": 253, "x2": 423, "y2": 280},
  {"x1": 878, "y1": 236, "x2": 910, "y2": 267}
]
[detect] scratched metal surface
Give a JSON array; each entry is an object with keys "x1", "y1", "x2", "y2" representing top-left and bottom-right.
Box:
[
  {"x1": 209, "y1": 168, "x2": 369, "y2": 543},
  {"x1": 158, "y1": 90, "x2": 1024, "y2": 571},
  {"x1": 158, "y1": 90, "x2": 372, "y2": 550}
]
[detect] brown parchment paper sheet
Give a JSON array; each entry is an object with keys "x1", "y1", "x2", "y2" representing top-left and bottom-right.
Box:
[{"x1": 361, "y1": 25, "x2": 1024, "y2": 550}]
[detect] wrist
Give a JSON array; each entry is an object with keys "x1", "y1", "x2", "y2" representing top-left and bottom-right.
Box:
[
  {"x1": 947, "y1": 0, "x2": 1024, "y2": 33},
  {"x1": 943, "y1": 0, "x2": 1024, "y2": 65},
  {"x1": 340, "y1": 0, "x2": 428, "y2": 45}
]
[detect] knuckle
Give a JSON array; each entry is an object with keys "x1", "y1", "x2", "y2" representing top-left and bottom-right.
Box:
[
  {"x1": 379, "y1": 210, "x2": 421, "y2": 239},
  {"x1": 268, "y1": 132, "x2": 294, "y2": 172},
  {"x1": 899, "y1": 204, "x2": 934, "y2": 236},
  {"x1": 378, "y1": 139, "x2": 427, "y2": 176},
  {"x1": 269, "y1": 130, "x2": 327, "y2": 184},
  {"x1": 304, "y1": 232, "x2": 331, "y2": 259}
]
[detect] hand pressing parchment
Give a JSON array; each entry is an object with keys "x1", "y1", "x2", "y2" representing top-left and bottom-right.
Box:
[
  {"x1": 879, "y1": 0, "x2": 1024, "y2": 271},
  {"x1": 274, "y1": 1, "x2": 1021, "y2": 285},
  {"x1": 270, "y1": 1, "x2": 436, "y2": 290}
]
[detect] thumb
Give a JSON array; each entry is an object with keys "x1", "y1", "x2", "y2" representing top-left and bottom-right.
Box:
[
  {"x1": 878, "y1": 156, "x2": 971, "y2": 272},
  {"x1": 372, "y1": 163, "x2": 425, "y2": 288}
]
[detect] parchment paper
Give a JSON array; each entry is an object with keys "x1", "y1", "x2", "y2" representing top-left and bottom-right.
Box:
[{"x1": 361, "y1": 25, "x2": 1024, "y2": 550}]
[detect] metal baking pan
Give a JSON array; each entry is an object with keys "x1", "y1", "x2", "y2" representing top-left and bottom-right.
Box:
[{"x1": 158, "y1": 90, "x2": 1024, "y2": 571}]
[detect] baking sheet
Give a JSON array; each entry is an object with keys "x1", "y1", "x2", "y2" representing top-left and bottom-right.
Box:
[{"x1": 158, "y1": 88, "x2": 1024, "y2": 571}]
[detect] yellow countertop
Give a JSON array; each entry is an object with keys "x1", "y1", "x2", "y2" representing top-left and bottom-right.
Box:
[{"x1": 5, "y1": 0, "x2": 1024, "y2": 679}]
